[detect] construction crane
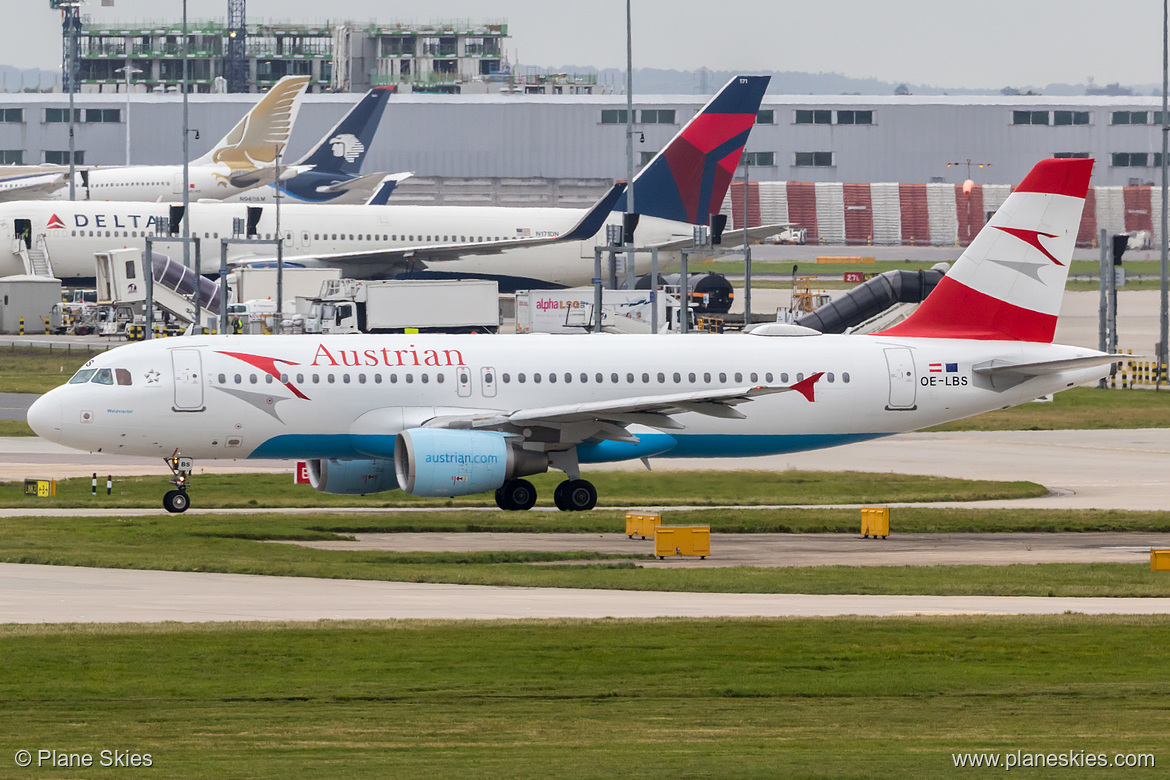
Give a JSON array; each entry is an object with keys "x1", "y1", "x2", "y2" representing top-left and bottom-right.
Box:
[{"x1": 226, "y1": 0, "x2": 247, "y2": 92}]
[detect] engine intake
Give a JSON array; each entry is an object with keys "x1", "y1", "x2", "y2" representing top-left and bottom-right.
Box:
[
  {"x1": 307, "y1": 458, "x2": 399, "y2": 495},
  {"x1": 395, "y1": 428, "x2": 548, "y2": 497}
]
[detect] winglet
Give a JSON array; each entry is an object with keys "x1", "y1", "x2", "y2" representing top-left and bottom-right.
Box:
[
  {"x1": 557, "y1": 181, "x2": 628, "y2": 241},
  {"x1": 790, "y1": 372, "x2": 824, "y2": 403},
  {"x1": 365, "y1": 172, "x2": 413, "y2": 205}
]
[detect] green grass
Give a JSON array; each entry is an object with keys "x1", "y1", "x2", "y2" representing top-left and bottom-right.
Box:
[
  {"x1": 927, "y1": 386, "x2": 1170, "y2": 431},
  {"x1": 6, "y1": 509, "x2": 1170, "y2": 596},
  {"x1": 0, "y1": 419, "x2": 33, "y2": 436},
  {"x1": 0, "y1": 344, "x2": 105, "y2": 393},
  {"x1": 0, "y1": 617, "x2": 1166, "y2": 777},
  {"x1": 0, "y1": 470, "x2": 1046, "y2": 509}
]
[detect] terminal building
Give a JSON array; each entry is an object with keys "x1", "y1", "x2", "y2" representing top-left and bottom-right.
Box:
[{"x1": 0, "y1": 89, "x2": 1166, "y2": 243}]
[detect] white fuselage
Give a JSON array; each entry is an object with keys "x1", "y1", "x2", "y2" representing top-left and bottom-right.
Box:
[
  {"x1": 0, "y1": 200, "x2": 690, "y2": 286},
  {"x1": 47, "y1": 165, "x2": 263, "y2": 203},
  {"x1": 30, "y1": 332, "x2": 1108, "y2": 465}
]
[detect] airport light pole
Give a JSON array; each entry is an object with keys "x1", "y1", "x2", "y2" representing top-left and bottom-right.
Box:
[
  {"x1": 739, "y1": 158, "x2": 753, "y2": 326},
  {"x1": 623, "y1": 0, "x2": 636, "y2": 289},
  {"x1": 1161, "y1": 0, "x2": 1169, "y2": 388},
  {"x1": 181, "y1": 0, "x2": 191, "y2": 270},
  {"x1": 115, "y1": 64, "x2": 141, "y2": 165}
]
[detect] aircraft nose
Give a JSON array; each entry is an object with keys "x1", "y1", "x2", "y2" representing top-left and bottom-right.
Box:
[{"x1": 26, "y1": 392, "x2": 63, "y2": 443}]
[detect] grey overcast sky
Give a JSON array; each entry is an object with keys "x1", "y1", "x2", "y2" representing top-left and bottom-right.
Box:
[{"x1": 10, "y1": 0, "x2": 1169, "y2": 90}]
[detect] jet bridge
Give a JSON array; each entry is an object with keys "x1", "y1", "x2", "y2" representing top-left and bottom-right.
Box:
[{"x1": 95, "y1": 248, "x2": 224, "y2": 337}]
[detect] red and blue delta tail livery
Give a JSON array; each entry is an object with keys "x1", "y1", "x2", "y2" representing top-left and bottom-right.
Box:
[{"x1": 616, "y1": 75, "x2": 770, "y2": 226}]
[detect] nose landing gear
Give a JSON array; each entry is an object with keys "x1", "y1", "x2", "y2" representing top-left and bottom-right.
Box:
[{"x1": 163, "y1": 452, "x2": 193, "y2": 513}]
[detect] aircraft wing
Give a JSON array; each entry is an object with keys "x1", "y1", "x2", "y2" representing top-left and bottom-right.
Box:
[
  {"x1": 228, "y1": 165, "x2": 311, "y2": 189},
  {"x1": 233, "y1": 181, "x2": 627, "y2": 267},
  {"x1": 643, "y1": 223, "x2": 792, "y2": 253},
  {"x1": 422, "y1": 374, "x2": 824, "y2": 445},
  {"x1": 0, "y1": 171, "x2": 68, "y2": 201},
  {"x1": 318, "y1": 171, "x2": 412, "y2": 197}
]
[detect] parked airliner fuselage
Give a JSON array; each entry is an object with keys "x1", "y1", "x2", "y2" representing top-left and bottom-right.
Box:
[
  {"x1": 0, "y1": 200, "x2": 690, "y2": 286},
  {"x1": 30, "y1": 332, "x2": 1105, "y2": 464},
  {"x1": 46, "y1": 164, "x2": 282, "y2": 203}
]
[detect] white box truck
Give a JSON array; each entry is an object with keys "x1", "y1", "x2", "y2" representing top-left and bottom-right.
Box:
[
  {"x1": 304, "y1": 279, "x2": 500, "y2": 334},
  {"x1": 515, "y1": 287, "x2": 689, "y2": 334}
]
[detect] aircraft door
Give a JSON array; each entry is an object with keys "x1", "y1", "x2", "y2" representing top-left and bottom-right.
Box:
[
  {"x1": 300, "y1": 229, "x2": 312, "y2": 249},
  {"x1": 456, "y1": 365, "x2": 472, "y2": 398},
  {"x1": 481, "y1": 366, "x2": 496, "y2": 398},
  {"x1": 172, "y1": 173, "x2": 184, "y2": 195},
  {"x1": 13, "y1": 219, "x2": 31, "y2": 251},
  {"x1": 172, "y1": 348, "x2": 206, "y2": 412},
  {"x1": 883, "y1": 347, "x2": 917, "y2": 411}
]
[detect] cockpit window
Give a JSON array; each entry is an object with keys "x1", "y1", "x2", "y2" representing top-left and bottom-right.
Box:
[
  {"x1": 68, "y1": 368, "x2": 96, "y2": 384},
  {"x1": 91, "y1": 368, "x2": 114, "y2": 385},
  {"x1": 115, "y1": 368, "x2": 132, "y2": 386}
]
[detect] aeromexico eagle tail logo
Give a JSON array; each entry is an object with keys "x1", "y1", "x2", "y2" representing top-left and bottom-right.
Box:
[{"x1": 329, "y1": 133, "x2": 365, "y2": 163}]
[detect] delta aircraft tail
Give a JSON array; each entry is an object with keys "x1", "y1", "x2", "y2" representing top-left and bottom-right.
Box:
[
  {"x1": 296, "y1": 86, "x2": 392, "y2": 175},
  {"x1": 876, "y1": 157, "x2": 1093, "y2": 342},
  {"x1": 616, "y1": 74, "x2": 770, "y2": 226}
]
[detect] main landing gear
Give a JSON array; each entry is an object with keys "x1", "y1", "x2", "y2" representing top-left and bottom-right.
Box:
[
  {"x1": 163, "y1": 452, "x2": 193, "y2": 514},
  {"x1": 495, "y1": 478, "x2": 537, "y2": 511},
  {"x1": 553, "y1": 479, "x2": 598, "y2": 512},
  {"x1": 493, "y1": 478, "x2": 598, "y2": 511}
]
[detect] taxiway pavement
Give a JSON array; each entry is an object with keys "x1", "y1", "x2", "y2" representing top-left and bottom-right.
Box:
[{"x1": 4, "y1": 562, "x2": 1170, "y2": 623}]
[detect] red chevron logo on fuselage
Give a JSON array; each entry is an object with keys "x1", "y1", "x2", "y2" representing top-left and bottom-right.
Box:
[
  {"x1": 993, "y1": 226, "x2": 1063, "y2": 265},
  {"x1": 217, "y1": 351, "x2": 309, "y2": 400},
  {"x1": 46, "y1": 214, "x2": 66, "y2": 230}
]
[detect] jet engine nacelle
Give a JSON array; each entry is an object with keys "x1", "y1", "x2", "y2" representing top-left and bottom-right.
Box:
[
  {"x1": 307, "y1": 458, "x2": 399, "y2": 495},
  {"x1": 394, "y1": 428, "x2": 549, "y2": 497}
]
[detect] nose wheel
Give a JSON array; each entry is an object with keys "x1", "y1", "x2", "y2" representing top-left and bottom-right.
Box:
[
  {"x1": 163, "y1": 489, "x2": 190, "y2": 513},
  {"x1": 163, "y1": 452, "x2": 194, "y2": 514}
]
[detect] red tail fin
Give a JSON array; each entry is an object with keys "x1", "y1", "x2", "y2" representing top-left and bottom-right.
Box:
[{"x1": 875, "y1": 158, "x2": 1092, "y2": 342}]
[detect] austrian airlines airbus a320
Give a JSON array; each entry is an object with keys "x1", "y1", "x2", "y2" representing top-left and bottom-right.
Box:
[{"x1": 28, "y1": 158, "x2": 1119, "y2": 513}]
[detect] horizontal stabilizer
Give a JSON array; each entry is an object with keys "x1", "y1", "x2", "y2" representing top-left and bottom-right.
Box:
[{"x1": 973, "y1": 354, "x2": 1131, "y2": 378}]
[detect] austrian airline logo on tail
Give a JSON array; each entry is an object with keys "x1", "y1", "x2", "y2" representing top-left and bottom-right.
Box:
[
  {"x1": 46, "y1": 214, "x2": 66, "y2": 230},
  {"x1": 874, "y1": 157, "x2": 1093, "y2": 343},
  {"x1": 993, "y1": 227, "x2": 1063, "y2": 265},
  {"x1": 620, "y1": 75, "x2": 770, "y2": 226}
]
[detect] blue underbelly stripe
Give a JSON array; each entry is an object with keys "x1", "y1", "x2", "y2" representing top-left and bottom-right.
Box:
[{"x1": 248, "y1": 432, "x2": 891, "y2": 462}]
